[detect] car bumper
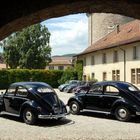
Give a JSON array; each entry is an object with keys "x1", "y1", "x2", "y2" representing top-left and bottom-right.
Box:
[{"x1": 38, "y1": 113, "x2": 67, "y2": 119}]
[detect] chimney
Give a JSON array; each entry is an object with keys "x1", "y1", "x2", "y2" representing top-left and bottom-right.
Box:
[{"x1": 116, "y1": 24, "x2": 120, "y2": 33}]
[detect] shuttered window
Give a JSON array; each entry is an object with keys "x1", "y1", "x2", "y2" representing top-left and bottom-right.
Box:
[{"x1": 112, "y1": 70, "x2": 120, "y2": 81}]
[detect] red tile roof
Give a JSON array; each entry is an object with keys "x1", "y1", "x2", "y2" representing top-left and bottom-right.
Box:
[
  {"x1": 77, "y1": 20, "x2": 140, "y2": 56},
  {"x1": 0, "y1": 63, "x2": 6, "y2": 69},
  {"x1": 49, "y1": 56, "x2": 73, "y2": 65}
]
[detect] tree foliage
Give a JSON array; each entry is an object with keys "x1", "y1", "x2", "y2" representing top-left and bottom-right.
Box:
[
  {"x1": 74, "y1": 60, "x2": 83, "y2": 80},
  {"x1": 1, "y1": 24, "x2": 51, "y2": 69},
  {"x1": 58, "y1": 68, "x2": 78, "y2": 84}
]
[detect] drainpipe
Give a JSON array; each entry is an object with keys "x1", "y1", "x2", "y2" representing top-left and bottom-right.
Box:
[
  {"x1": 91, "y1": 14, "x2": 92, "y2": 45},
  {"x1": 119, "y1": 47, "x2": 126, "y2": 82}
]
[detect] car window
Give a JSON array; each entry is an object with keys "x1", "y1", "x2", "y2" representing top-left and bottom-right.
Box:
[
  {"x1": 128, "y1": 85, "x2": 139, "y2": 92},
  {"x1": 16, "y1": 86, "x2": 28, "y2": 97},
  {"x1": 104, "y1": 85, "x2": 119, "y2": 95},
  {"x1": 88, "y1": 85, "x2": 103, "y2": 94},
  {"x1": 6, "y1": 86, "x2": 16, "y2": 95},
  {"x1": 37, "y1": 87, "x2": 54, "y2": 94},
  {"x1": 79, "y1": 89, "x2": 88, "y2": 94}
]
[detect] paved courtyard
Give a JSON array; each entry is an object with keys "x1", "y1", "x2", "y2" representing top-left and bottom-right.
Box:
[{"x1": 0, "y1": 89, "x2": 140, "y2": 140}]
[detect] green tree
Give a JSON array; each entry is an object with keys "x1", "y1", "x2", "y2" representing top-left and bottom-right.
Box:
[
  {"x1": 2, "y1": 23, "x2": 51, "y2": 69},
  {"x1": 74, "y1": 60, "x2": 83, "y2": 80},
  {"x1": 2, "y1": 36, "x2": 20, "y2": 68}
]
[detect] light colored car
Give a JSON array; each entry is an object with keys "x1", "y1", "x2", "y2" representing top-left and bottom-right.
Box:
[{"x1": 58, "y1": 80, "x2": 80, "y2": 92}]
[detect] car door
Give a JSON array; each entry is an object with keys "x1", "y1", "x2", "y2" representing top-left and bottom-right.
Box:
[
  {"x1": 84, "y1": 84, "x2": 104, "y2": 111},
  {"x1": 3, "y1": 85, "x2": 18, "y2": 114},
  {"x1": 102, "y1": 85, "x2": 121, "y2": 112},
  {"x1": 11, "y1": 86, "x2": 29, "y2": 114},
  {"x1": 4, "y1": 85, "x2": 28, "y2": 115}
]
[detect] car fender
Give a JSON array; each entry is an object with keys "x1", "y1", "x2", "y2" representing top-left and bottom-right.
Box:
[
  {"x1": 59, "y1": 100, "x2": 67, "y2": 113},
  {"x1": 111, "y1": 98, "x2": 136, "y2": 115},
  {"x1": 20, "y1": 100, "x2": 40, "y2": 117},
  {"x1": 67, "y1": 96, "x2": 83, "y2": 108}
]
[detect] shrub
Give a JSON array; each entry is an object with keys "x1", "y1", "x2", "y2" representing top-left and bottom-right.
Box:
[
  {"x1": 0, "y1": 70, "x2": 9, "y2": 89},
  {"x1": 30, "y1": 70, "x2": 63, "y2": 87},
  {"x1": 0, "y1": 69, "x2": 63, "y2": 89},
  {"x1": 8, "y1": 69, "x2": 31, "y2": 83},
  {"x1": 58, "y1": 68, "x2": 78, "y2": 84}
]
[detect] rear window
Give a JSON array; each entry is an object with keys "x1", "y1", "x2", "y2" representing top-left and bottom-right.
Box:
[
  {"x1": 128, "y1": 86, "x2": 139, "y2": 92},
  {"x1": 119, "y1": 83, "x2": 139, "y2": 92},
  {"x1": 37, "y1": 87, "x2": 54, "y2": 94}
]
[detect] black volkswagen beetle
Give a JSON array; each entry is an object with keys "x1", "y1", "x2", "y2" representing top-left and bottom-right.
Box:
[
  {"x1": 67, "y1": 81, "x2": 140, "y2": 122},
  {"x1": 0, "y1": 82, "x2": 67, "y2": 125}
]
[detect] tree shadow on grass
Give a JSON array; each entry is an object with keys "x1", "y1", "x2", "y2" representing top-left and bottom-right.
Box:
[{"x1": 0, "y1": 115, "x2": 74, "y2": 127}]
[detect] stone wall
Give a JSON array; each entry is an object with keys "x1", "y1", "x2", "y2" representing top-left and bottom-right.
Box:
[{"x1": 88, "y1": 13, "x2": 134, "y2": 45}]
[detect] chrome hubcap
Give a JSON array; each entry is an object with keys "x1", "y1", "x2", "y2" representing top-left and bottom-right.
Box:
[
  {"x1": 72, "y1": 104, "x2": 77, "y2": 112},
  {"x1": 26, "y1": 111, "x2": 32, "y2": 121},
  {"x1": 118, "y1": 109, "x2": 127, "y2": 118}
]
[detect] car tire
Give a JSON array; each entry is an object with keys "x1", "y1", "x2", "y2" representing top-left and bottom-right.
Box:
[
  {"x1": 69, "y1": 101, "x2": 80, "y2": 115},
  {"x1": 115, "y1": 106, "x2": 131, "y2": 122},
  {"x1": 23, "y1": 108, "x2": 37, "y2": 125}
]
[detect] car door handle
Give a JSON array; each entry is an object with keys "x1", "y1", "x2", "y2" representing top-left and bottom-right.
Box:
[
  {"x1": 11, "y1": 97, "x2": 15, "y2": 100},
  {"x1": 99, "y1": 95, "x2": 103, "y2": 98}
]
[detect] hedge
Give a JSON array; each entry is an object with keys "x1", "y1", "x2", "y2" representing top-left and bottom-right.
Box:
[
  {"x1": 58, "y1": 68, "x2": 78, "y2": 84},
  {"x1": 0, "y1": 69, "x2": 63, "y2": 89}
]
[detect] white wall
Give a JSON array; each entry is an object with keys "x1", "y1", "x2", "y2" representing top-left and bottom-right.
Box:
[{"x1": 79, "y1": 42, "x2": 140, "y2": 88}]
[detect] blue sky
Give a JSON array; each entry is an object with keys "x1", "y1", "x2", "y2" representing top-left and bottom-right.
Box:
[{"x1": 41, "y1": 13, "x2": 88, "y2": 56}]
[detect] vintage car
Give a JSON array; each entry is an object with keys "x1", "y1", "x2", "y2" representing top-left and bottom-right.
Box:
[
  {"x1": 67, "y1": 81, "x2": 140, "y2": 122},
  {"x1": 72, "y1": 81, "x2": 95, "y2": 93},
  {"x1": 58, "y1": 83, "x2": 69, "y2": 92},
  {"x1": 58, "y1": 80, "x2": 80, "y2": 92},
  {"x1": 0, "y1": 82, "x2": 67, "y2": 125},
  {"x1": 64, "y1": 81, "x2": 86, "y2": 93}
]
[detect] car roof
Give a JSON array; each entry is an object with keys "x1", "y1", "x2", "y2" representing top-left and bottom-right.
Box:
[
  {"x1": 93, "y1": 81, "x2": 132, "y2": 86},
  {"x1": 10, "y1": 82, "x2": 51, "y2": 88}
]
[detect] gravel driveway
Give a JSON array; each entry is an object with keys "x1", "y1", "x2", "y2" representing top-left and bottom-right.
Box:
[{"x1": 0, "y1": 89, "x2": 140, "y2": 140}]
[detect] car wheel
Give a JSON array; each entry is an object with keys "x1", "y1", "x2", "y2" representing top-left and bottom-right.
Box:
[
  {"x1": 23, "y1": 108, "x2": 37, "y2": 125},
  {"x1": 115, "y1": 106, "x2": 131, "y2": 122},
  {"x1": 69, "y1": 101, "x2": 80, "y2": 115}
]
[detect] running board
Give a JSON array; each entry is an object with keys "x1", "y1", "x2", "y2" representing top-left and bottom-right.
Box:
[
  {"x1": 0, "y1": 111, "x2": 20, "y2": 117},
  {"x1": 82, "y1": 109, "x2": 111, "y2": 115}
]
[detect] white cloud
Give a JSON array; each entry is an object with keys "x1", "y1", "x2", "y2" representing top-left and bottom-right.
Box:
[{"x1": 42, "y1": 14, "x2": 88, "y2": 56}]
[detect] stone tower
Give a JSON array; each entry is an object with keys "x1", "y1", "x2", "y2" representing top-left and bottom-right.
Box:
[{"x1": 88, "y1": 13, "x2": 134, "y2": 46}]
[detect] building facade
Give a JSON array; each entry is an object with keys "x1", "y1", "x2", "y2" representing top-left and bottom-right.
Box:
[
  {"x1": 77, "y1": 20, "x2": 140, "y2": 88},
  {"x1": 46, "y1": 56, "x2": 73, "y2": 70}
]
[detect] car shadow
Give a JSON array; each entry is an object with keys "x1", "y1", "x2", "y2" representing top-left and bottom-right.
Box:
[
  {"x1": 80, "y1": 111, "x2": 114, "y2": 120},
  {"x1": 1, "y1": 115, "x2": 23, "y2": 123},
  {"x1": 36, "y1": 118, "x2": 74, "y2": 127},
  {"x1": 0, "y1": 115, "x2": 74, "y2": 127},
  {"x1": 79, "y1": 111, "x2": 140, "y2": 123}
]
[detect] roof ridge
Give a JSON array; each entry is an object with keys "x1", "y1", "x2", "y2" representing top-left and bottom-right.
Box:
[{"x1": 77, "y1": 19, "x2": 140, "y2": 56}]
